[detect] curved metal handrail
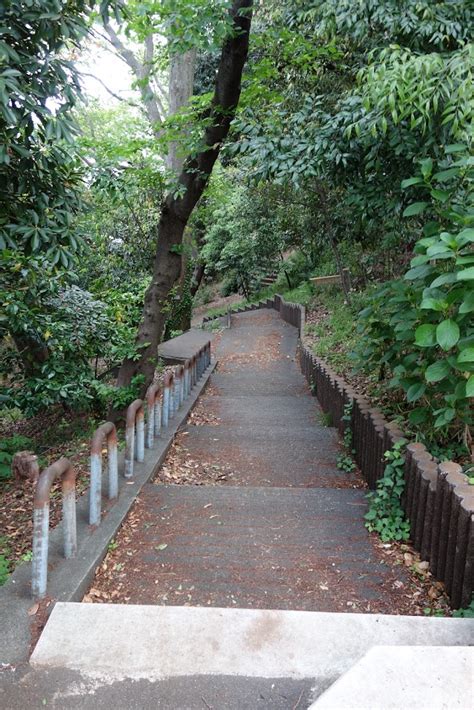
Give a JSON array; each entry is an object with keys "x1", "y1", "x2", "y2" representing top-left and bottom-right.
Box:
[
  {"x1": 32, "y1": 457, "x2": 77, "y2": 598},
  {"x1": 124, "y1": 399, "x2": 144, "y2": 478},
  {"x1": 89, "y1": 422, "x2": 118, "y2": 526},
  {"x1": 146, "y1": 383, "x2": 162, "y2": 448}
]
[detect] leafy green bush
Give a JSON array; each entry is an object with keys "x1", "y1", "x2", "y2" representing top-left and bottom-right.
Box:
[
  {"x1": 2, "y1": 280, "x2": 149, "y2": 417},
  {"x1": 356, "y1": 150, "x2": 473, "y2": 446},
  {"x1": 194, "y1": 284, "x2": 214, "y2": 306},
  {"x1": 91, "y1": 374, "x2": 146, "y2": 415}
]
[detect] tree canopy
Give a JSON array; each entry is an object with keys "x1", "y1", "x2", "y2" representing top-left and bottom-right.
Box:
[{"x1": 1, "y1": 0, "x2": 472, "y2": 455}]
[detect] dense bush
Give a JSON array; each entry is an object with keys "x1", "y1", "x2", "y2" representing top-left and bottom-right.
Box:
[{"x1": 356, "y1": 150, "x2": 473, "y2": 448}]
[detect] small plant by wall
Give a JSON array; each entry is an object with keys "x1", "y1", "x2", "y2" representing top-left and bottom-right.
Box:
[
  {"x1": 337, "y1": 403, "x2": 356, "y2": 473},
  {"x1": 365, "y1": 440, "x2": 411, "y2": 542}
]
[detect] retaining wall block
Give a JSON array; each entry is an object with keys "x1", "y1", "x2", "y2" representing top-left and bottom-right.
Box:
[{"x1": 436, "y1": 464, "x2": 465, "y2": 582}]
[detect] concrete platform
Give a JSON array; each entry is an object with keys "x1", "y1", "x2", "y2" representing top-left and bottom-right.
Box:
[
  {"x1": 158, "y1": 329, "x2": 211, "y2": 364},
  {"x1": 311, "y1": 645, "x2": 474, "y2": 709},
  {"x1": 2, "y1": 606, "x2": 471, "y2": 708},
  {"x1": 31, "y1": 604, "x2": 474, "y2": 681}
]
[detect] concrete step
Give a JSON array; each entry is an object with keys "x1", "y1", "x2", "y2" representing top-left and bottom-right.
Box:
[
  {"x1": 30, "y1": 604, "x2": 474, "y2": 707},
  {"x1": 178, "y1": 425, "x2": 345, "y2": 486},
  {"x1": 310, "y1": 645, "x2": 473, "y2": 710}
]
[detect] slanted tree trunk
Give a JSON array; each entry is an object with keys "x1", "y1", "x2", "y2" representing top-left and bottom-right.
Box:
[
  {"x1": 115, "y1": 0, "x2": 253, "y2": 396},
  {"x1": 190, "y1": 261, "x2": 206, "y2": 298}
]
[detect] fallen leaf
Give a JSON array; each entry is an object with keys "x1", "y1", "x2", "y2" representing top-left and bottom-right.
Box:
[
  {"x1": 415, "y1": 560, "x2": 429, "y2": 573},
  {"x1": 155, "y1": 543, "x2": 168, "y2": 551},
  {"x1": 27, "y1": 602, "x2": 39, "y2": 616},
  {"x1": 403, "y1": 553, "x2": 414, "y2": 567}
]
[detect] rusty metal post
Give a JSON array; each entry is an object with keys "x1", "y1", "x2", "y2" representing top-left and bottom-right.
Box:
[
  {"x1": 89, "y1": 422, "x2": 118, "y2": 526},
  {"x1": 153, "y1": 388, "x2": 162, "y2": 437},
  {"x1": 184, "y1": 360, "x2": 191, "y2": 398},
  {"x1": 32, "y1": 458, "x2": 76, "y2": 598},
  {"x1": 145, "y1": 384, "x2": 161, "y2": 448},
  {"x1": 169, "y1": 373, "x2": 176, "y2": 417},
  {"x1": 124, "y1": 399, "x2": 144, "y2": 478},
  {"x1": 196, "y1": 348, "x2": 201, "y2": 379},
  {"x1": 162, "y1": 372, "x2": 173, "y2": 427}
]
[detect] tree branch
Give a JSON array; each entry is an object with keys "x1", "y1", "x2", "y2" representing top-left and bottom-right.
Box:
[
  {"x1": 104, "y1": 23, "x2": 164, "y2": 132},
  {"x1": 79, "y1": 71, "x2": 133, "y2": 104}
]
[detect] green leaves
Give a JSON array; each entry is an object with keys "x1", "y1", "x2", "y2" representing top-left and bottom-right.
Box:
[
  {"x1": 436, "y1": 319, "x2": 460, "y2": 350},
  {"x1": 467, "y1": 376, "x2": 474, "y2": 398},
  {"x1": 355, "y1": 144, "x2": 473, "y2": 444},
  {"x1": 425, "y1": 360, "x2": 450, "y2": 383},
  {"x1": 403, "y1": 201, "x2": 428, "y2": 217},
  {"x1": 457, "y1": 267, "x2": 474, "y2": 281},
  {"x1": 458, "y1": 348, "x2": 474, "y2": 364},
  {"x1": 401, "y1": 177, "x2": 423, "y2": 188},
  {"x1": 365, "y1": 443, "x2": 410, "y2": 543},
  {"x1": 406, "y1": 382, "x2": 426, "y2": 402},
  {"x1": 415, "y1": 324, "x2": 436, "y2": 347}
]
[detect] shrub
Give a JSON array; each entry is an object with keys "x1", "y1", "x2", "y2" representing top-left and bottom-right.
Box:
[{"x1": 356, "y1": 149, "x2": 473, "y2": 448}]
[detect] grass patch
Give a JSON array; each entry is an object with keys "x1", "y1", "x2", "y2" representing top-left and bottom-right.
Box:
[
  {"x1": 304, "y1": 288, "x2": 368, "y2": 375},
  {"x1": 280, "y1": 281, "x2": 314, "y2": 306}
]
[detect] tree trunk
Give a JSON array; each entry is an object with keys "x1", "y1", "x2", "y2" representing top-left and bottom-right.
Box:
[
  {"x1": 167, "y1": 49, "x2": 196, "y2": 173},
  {"x1": 12, "y1": 332, "x2": 50, "y2": 376},
  {"x1": 115, "y1": 0, "x2": 253, "y2": 397},
  {"x1": 190, "y1": 261, "x2": 206, "y2": 298}
]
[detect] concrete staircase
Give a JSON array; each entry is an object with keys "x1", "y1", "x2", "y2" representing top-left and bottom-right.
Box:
[{"x1": 4, "y1": 309, "x2": 473, "y2": 709}]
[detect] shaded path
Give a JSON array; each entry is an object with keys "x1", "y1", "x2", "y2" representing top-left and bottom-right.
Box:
[{"x1": 90, "y1": 310, "x2": 411, "y2": 613}]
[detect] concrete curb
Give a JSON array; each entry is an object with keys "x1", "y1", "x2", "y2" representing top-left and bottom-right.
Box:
[
  {"x1": 0, "y1": 361, "x2": 217, "y2": 667},
  {"x1": 31, "y1": 604, "x2": 474, "y2": 681}
]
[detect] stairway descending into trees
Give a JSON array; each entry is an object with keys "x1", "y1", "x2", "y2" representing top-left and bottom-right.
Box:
[{"x1": 5, "y1": 309, "x2": 472, "y2": 709}]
